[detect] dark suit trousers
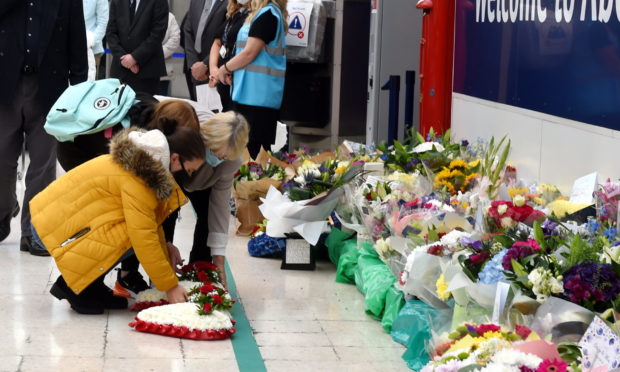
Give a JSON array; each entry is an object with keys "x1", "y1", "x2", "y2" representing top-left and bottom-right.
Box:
[
  {"x1": 0, "y1": 74, "x2": 57, "y2": 237},
  {"x1": 121, "y1": 74, "x2": 160, "y2": 95}
]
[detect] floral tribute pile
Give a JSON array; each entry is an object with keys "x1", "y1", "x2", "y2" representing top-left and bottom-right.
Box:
[
  {"x1": 253, "y1": 127, "x2": 620, "y2": 370},
  {"x1": 421, "y1": 323, "x2": 580, "y2": 371},
  {"x1": 129, "y1": 262, "x2": 236, "y2": 341}
]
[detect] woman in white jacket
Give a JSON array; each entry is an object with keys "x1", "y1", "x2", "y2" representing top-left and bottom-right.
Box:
[
  {"x1": 83, "y1": 0, "x2": 109, "y2": 81},
  {"x1": 160, "y1": 13, "x2": 181, "y2": 95}
]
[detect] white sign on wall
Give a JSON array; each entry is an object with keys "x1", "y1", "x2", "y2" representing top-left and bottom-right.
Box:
[{"x1": 286, "y1": 2, "x2": 313, "y2": 47}]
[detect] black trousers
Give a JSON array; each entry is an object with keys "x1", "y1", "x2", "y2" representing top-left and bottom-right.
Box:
[
  {"x1": 0, "y1": 74, "x2": 56, "y2": 237},
  {"x1": 121, "y1": 186, "x2": 213, "y2": 271},
  {"x1": 121, "y1": 75, "x2": 160, "y2": 95},
  {"x1": 217, "y1": 83, "x2": 232, "y2": 112},
  {"x1": 233, "y1": 102, "x2": 279, "y2": 159}
]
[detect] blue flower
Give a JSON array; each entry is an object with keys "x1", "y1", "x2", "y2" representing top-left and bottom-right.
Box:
[
  {"x1": 478, "y1": 249, "x2": 508, "y2": 284},
  {"x1": 380, "y1": 153, "x2": 389, "y2": 161},
  {"x1": 586, "y1": 219, "x2": 600, "y2": 233},
  {"x1": 604, "y1": 227, "x2": 618, "y2": 241}
]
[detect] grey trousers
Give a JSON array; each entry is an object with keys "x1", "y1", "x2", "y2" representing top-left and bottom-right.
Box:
[{"x1": 0, "y1": 74, "x2": 57, "y2": 237}]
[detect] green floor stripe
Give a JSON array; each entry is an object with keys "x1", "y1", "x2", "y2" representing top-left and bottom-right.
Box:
[{"x1": 226, "y1": 262, "x2": 266, "y2": 372}]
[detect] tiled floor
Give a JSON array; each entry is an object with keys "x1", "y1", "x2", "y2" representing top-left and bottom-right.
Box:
[{"x1": 0, "y1": 169, "x2": 408, "y2": 372}]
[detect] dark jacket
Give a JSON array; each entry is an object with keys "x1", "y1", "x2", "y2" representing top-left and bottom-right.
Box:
[
  {"x1": 0, "y1": 0, "x2": 88, "y2": 108},
  {"x1": 183, "y1": 0, "x2": 227, "y2": 84},
  {"x1": 106, "y1": 0, "x2": 168, "y2": 80}
]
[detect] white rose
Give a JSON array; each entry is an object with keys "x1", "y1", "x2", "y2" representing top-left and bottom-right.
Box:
[
  {"x1": 513, "y1": 194, "x2": 526, "y2": 207},
  {"x1": 497, "y1": 204, "x2": 508, "y2": 215},
  {"x1": 500, "y1": 217, "x2": 515, "y2": 229}
]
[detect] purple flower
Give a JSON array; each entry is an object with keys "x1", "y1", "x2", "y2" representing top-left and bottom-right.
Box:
[
  {"x1": 541, "y1": 219, "x2": 558, "y2": 236},
  {"x1": 563, "y1": 263, "x2": 620, "y2": 306},
  {"x1": 461, "y1": 139, "x2": 469, "y2": 147},
  {"x1": 502, "y1": 243, "x2": 536, "y2": 270},
  {"x1": 460, "y1": 237, "x2": 483, "y2": 252}
]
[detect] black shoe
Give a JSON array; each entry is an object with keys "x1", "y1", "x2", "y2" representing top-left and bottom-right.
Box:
[
  {"x1": 89, "y1": 279, "x2": 128, "y2": 310},
  {"x1": 115, "y1": 270, "x2": 150, "y2": 297},
  {"x1": 50, "y1": 276, "x2": 104, "y2": 315},
  {"x1": 0, "y1": 203, "x2": 20, "y2": 243},
  {"x1": 21, "y1": 236, "x2": 50, "y2": 256}
]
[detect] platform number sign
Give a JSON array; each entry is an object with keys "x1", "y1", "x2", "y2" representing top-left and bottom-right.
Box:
[{"x1": 285, "y1": 2, "x2": 313, "y2": 47}]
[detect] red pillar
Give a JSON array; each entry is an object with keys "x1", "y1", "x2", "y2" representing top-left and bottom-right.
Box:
[{"x1": 417, "y1": 0, "x2": 456, "y2": 135}]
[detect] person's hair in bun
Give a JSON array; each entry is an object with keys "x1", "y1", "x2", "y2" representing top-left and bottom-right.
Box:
[
  {"x1": 147, "y1": 100, "x2": 200, "y2": 131},
  {"x1": 159, "y1": 117, "x2": 178, "y2": 136}
]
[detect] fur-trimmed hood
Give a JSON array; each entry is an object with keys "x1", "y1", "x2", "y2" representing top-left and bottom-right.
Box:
[{"x1": 109, "y1": 128, "x2": 173, "y2": 201}]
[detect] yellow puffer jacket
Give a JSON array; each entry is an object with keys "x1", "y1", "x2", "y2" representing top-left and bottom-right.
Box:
[{"x1": 30, "y1": 129, "x2": 188, "y2": 294}]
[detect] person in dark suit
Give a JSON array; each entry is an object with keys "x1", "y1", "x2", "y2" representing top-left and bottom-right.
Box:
[
  {"x1": 183, "y1": 0, "x2": 227, "y2": 99},
  {"x1": 0, "y1": 0, "x2": 88, "y2": 256},
  {"x1": 106, "y1": 0, "x2": 169, "y2": 94}
]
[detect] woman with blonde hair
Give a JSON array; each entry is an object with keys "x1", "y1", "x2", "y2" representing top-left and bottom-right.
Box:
[
  {"x1": 164, "y1": 111, "x2": 250, "y2": 287},
  {"x1": 216, "y1": 0, "x2": 287, "y2": 158}
]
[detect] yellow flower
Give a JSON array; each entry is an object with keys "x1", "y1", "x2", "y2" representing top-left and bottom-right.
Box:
[
  {"x1": 464, "y1": 173, "x2": 479, "y2": 187},
  {"x1": 436, "y1": 274, "x2": 451, "y2": 301},
  {"x1": 468, "y1": 159, "x2": 481, "y2": 168},
  {"x1": 481, "y1": 331, "x2": 503, "y2": 340},
  {"x1": 435, "y1": 168, "x2": 452, "y2": 180},
  {"x1": 335, "y1": 165, "x2": 347, "y2": 175},
  {"x1": 449, "y1": 159, "x2": 468, "y2": 169},
  {"x1": 447, "y1": 335, "x2": 486, "y2": 353},
  {"x1": 508, "y1": 187, "x2": 528, "y2": 198},
  {"x1": 448, "y1": 169, "x2": 464, "y2": 178},
  {"x1": 435, "y1": 179, "x2": 457, "y2": 195}
]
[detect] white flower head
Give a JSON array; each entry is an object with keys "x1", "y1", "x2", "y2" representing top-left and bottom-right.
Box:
[
  {"x1": 513, "y1": 194, "x2": 526, "y2": 207},
  {"x1": 413, "y1": 142, "x2": 445, "y2": 153},
  {"x1": 500, "y1": 217, "x2": 516, "y2": 229},
  {"x1": 497, "y1": 204, "x2": 508, "y2": 215}
]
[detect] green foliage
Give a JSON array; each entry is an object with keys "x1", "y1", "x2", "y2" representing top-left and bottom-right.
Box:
[
  {"x1": 479, "y1": 136, "x2": 511, "y2": 199},
  {"x1": 560, "y1": 234, "x2": 601, "y2": 271}
]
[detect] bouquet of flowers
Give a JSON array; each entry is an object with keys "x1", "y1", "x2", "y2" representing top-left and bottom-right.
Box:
[
  {"x1": 233, "y1": 159, "x2": 287, "y2": 236},
  {"x1": 433, "y1": 159, "x2": 480, "y2": 196},
  {"x1": 594, "y1": 178, "x2": 620, "y2": 224},
  {"x1": 377, "y1": 128, "x2": 460, "y2": 176},
  {"x1": 485, "y1": 200, "x2": 546, "y2": 232},
  {"x1": 283, "y1": 159, "x2": 362, "y2": 201},
  {"x1": 129, "y1": 261, "x2": 236, "y2": 340},
  {"x1": 422, "y1": 322, "x2": 580, "y2": 372}
]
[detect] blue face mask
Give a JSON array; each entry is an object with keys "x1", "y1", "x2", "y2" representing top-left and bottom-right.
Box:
[{"x1": 205, "y1": 148, "x2": 225, "y2": 167}]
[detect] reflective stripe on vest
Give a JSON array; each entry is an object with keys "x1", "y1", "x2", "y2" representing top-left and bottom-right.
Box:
[
  {"x1": 244, "y1": 64, "x2": 286, "y2": 77},
  {"x1": 236, "y1": 40, "x2": 286, "y2": 56}
]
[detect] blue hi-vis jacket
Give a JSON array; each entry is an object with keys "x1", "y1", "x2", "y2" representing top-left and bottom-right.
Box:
[{"x1": 232, "y1": 3, "x2": 286, "y2": 110}]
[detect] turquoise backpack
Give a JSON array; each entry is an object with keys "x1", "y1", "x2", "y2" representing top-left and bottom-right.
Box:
[{"x1": 45, "y1": 79, "x2": 138, "y2": 142}]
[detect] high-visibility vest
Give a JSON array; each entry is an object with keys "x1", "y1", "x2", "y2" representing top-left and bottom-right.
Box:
[{"x1": 232, "y1": 3, "x2": 286, "y2": 110}]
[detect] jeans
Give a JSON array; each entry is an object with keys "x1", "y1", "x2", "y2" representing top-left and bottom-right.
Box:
[{"x1": 30, "y1": 224, "x2": 45, "y2": 250}]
